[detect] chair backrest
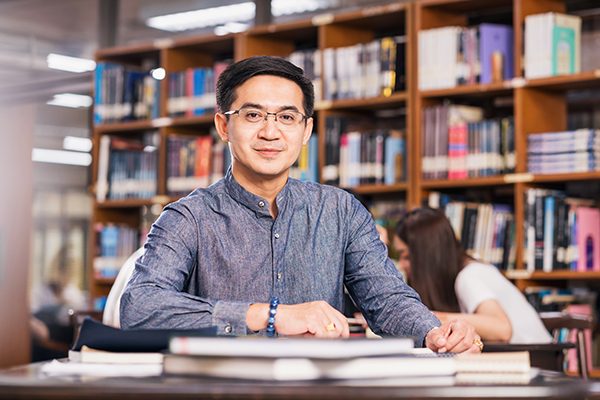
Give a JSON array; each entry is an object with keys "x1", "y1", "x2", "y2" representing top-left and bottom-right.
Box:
[
  {"x1": 102, "y1": 247, "x2": 145, "y2": 328},
  {"x1": 539, "y1": 311, "x2": 594, "y2": 379}
]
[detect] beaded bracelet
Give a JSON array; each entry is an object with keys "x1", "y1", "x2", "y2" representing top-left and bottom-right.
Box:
[{"x1": 266, "y1": 296, "x2": 279, "y2": 337}]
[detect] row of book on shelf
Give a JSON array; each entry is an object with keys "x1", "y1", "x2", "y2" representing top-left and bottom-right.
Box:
[
  {"x1": 323, "y1": 116, "x2": 406, "y2": 187},
  {"x1": 166, "y1": 133, "x2": 230, "y2": 197},
  {"x1": 421, "y1": 104, "x2": 515, "y2": 180},
  {"x1": 96, "y1": 132, "x2": 159, "y2": 201},
  {"x1": 429, "y1": 187, "x2": 600, "y2": 273},
  {"x1": 93, "y1": 223, "x2": 140, "y2": 279},
  {"x1": 94, "y1": 62, "x2": 161, "y2": 124},
  {"x1": 525, "y1": 188, "x2": 600, "y2": 273},
  {"x1": 418, "y1": 12, "x2": 583, "y2": 90},
  {"x1": 322, "y1": 36, "x2": 405, "y2": 100},
  {"x1": 167, "y1": 61, "x2": 230, "y2": 117},
  {"x1": 93, "y1": 37, "x2": 407, "y2": 125},
  {"x1": 428, "y1": 192, "x2": 515, "y2": 271}
]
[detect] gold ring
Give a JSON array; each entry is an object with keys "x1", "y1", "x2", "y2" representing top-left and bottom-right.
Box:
[
  {"x1": 326, "y1": 322, "x2": 336, "y2": 332},
  {"x1": 473, "y1": 337, "x2": 484, "y2": 352}
]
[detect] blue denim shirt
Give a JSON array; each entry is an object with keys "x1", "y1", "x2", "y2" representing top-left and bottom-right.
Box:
[{"x1": 120, "y1": 169, "x2": 439, "y2": 344}]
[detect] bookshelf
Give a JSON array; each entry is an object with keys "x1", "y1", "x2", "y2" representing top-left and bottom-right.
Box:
[
  {"x1": 89, "y1": 0, "x2": 599, "y2": 372},
  {"x1": 414, "y1": 0, "x2": 600, "y2": 375}
]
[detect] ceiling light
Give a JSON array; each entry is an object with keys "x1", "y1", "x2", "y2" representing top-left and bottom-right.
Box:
[
  {"x1": 47, "y1": 53, "x2": 96, "y2": 73},
  {"x1": 214, "y1": 22, "x2": 250, "y2": 36},
  {"x1": 47, "y1": 93, "x2": 93, "y2": 108},
  {"x1": 32, "y1": 148, "x2": 92, "y2": 167},
  {"x1": 272, "y1": 0, "x2": 332, "y2": 16},
  {"x1": 63, "y1": 136, "x2": 92, "y2": 152},
  {"x1": 146, "y1": 2, "x2": 255, "y2": 32},
  {"x1": 150, "y1": 67, "x2": 166, "y2": 80}
]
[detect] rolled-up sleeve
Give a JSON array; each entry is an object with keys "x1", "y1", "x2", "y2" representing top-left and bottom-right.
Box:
[
  {"x1": 343, "y1": 198, "x2": 440, "y2": 345},
  {"x1": 120, "y1": 202, "x2": 250, "y2": 335}
]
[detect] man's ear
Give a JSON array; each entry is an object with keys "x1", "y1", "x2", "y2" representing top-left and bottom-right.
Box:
[
  {"x1": 214, "y1": 113, "x2": 229, "y2": 142},
  {"x1": 302, "y1": 117, "x2": 314, "y2": 145}
]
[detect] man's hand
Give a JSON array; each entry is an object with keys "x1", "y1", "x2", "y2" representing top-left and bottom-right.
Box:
[
  {"x1": 425, "y1": 319, "x2": 482, "y2": 354},
  {"x1": 247, "y1": 301, "x2": 350, "y2": 338}
]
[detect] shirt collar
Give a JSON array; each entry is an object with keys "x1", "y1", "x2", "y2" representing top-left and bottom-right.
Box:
[{"x1": 224, "y1": 167, "x2": 290, "y2": 218}]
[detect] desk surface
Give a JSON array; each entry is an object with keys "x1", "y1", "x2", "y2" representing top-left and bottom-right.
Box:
[{"x1": 0, "y1": 362, "x2": 593, "y2": 400}]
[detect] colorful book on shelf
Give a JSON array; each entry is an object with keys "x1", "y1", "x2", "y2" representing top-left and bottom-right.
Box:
[
  {"x1": 478, "y1": 23, "x2": 514, "y2": 83},
  {"x1": 575, "y1": 207, "x2": 600, "y2": 272}
]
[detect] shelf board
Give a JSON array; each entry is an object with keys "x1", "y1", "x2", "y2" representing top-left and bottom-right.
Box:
[
  {"x1": 95, "y1": 120, "x2": 157, "y2": 134},
  {"x1": 505, "y1": 270, "x2": 600, "y2": 280},
  {"x1": 350, "y1": 182, "x2": 408, "y2": 195},
  {"x1": 95, "y1": 196, "x2": 172, "y2": 208},
  {"x1": 95, "y1": 115, "x2": 216, "y2": 134},
  {"x1": 170, "y1": 115, "x2": 215, "y2": 127},
  {"x1": 532, "y1": 171, "x2": 600, "y2": 183},
  {"x1": 417, "y1": 0, "x2": 512, "y2": 13},
  {"x1": 315, "y1": 92, "x2": 407, "y2": 111},
  {"x1": 420, "y1": 175, "x2": 511, "y2": 189},
  {"x1": 524, "y1": 70, "x2": 600, "y2": 91},
  {"x1": 420, "y1": 81, "x2": 513, "y2": 99}
]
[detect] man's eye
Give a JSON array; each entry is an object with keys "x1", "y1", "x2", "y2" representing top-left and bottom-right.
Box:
[
  {"x1": 245, "y1": 111, "x2": 262, "y2": 120},
  {"x1": 278, "y1": 113, "x2": 297, "y2": 122}
]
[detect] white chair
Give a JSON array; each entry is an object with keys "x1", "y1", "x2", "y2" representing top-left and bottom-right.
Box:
[{"x1": 102, "y1": 247, "x2": 145, "y2": 328}]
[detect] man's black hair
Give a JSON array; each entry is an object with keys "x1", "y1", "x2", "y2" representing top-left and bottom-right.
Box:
[{"x1": 216, "y1": 56, "x2": 314, "y2": 118}]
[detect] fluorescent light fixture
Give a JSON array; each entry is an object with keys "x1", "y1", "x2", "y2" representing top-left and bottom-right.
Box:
[
  {"x1": 146, "y1": 2, "x2": 255, "y2": 32},
  {"x1": 32, "y1": 148, "x2": 92, "y2": 167},
  {"x1": 47, "y1": 53, "x2": 96, "y2": 73},
  {"x1": 272, "y1": 0, "x2": 331, "y2": 16},
  {"x1": 151, "y1": 67, "x2": 166, "y2": 80},
  {"x1": 47, "y1": 93, "x2": 93, "y2": 108},
  {"x1": 63, "y1": 136, "x2": 92, "y2": 152},
  {"x1": 214, "y1": 22, "x2": 250, "y2": 36}
]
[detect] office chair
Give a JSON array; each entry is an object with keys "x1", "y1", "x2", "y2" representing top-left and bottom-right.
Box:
[{"x1": 102, "y1": 247, "x2": 145, "y2": 328}]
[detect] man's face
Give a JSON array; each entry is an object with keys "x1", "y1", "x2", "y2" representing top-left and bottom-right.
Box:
[{"x1": 215, "y1": 75, "x2": 313, "y2": 181}]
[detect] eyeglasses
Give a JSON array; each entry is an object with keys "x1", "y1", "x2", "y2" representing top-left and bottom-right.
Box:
[{"x1": 223, "y1": 107, "x2": 309, "y2": 129}]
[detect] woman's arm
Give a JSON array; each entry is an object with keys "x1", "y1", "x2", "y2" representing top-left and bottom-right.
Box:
[{"x1": 434, "y1": 299, "x2": 512, "y2": 342}]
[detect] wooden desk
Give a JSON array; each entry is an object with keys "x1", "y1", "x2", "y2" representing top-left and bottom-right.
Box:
[{"x1": 0, "y1": 362, "x2": 591, "y2": 400}]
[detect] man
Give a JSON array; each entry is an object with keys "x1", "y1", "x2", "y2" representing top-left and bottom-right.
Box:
[{"x1": 121, "y1": 56, "x2": 481, "y2": 353}]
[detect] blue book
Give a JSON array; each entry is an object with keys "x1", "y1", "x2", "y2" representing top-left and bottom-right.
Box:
[
  {"x1": 479, "y1": 23, "x2": 514, "y2": 84},
  {"x1": 384, "y1": 134, "x2": 404, "y2": 184},
  {"x1": 193, "y1": 68, "x2": 206, "y2": 115}
]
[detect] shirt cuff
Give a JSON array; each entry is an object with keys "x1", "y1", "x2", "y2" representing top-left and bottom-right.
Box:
[
  {"x1": 416, "y1": 316, "x2": 441, "y2": 347},
  {"x1": 212, "y1": 300, "x2": 251, "y2": 336}
]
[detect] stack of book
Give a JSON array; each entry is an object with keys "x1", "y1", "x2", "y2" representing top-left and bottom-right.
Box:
[
  {"x1": 163, "y1": 336, "x2": 532, "y2": 384},
  {"x1": 527, "y1": 129, "x2": 600, "y2": 175}
]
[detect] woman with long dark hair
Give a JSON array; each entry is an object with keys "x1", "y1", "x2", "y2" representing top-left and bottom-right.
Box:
[{"x1": 394, "y1": 207, "x2": 551, "y2": 343}]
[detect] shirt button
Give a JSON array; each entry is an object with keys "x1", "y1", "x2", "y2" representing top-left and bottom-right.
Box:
[
  {"x1": 258, "y1": 201, "x2": 265, "y2": 208},
  {"x1": 277, "y1": 272, "x2": 282, "y2": 281},
  {"x1": 274, "y1": 233, "x2": 280, "y2": 239},
  {"x1": 224, "y1": 324, "x2": 232, "y2": 334}
]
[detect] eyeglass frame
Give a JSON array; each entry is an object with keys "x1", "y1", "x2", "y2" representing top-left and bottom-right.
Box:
[{"x1": 223, "y1": 107, "x2": 311, "y2": 127}]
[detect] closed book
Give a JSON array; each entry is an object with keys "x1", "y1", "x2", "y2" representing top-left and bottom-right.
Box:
[
  {"x1": 478, "y1": 23, "x2": 514, "y2": 83},
  {"x1": 68, "y1": 346, "x2": 163, "y2": 364},
  {"x1": 163, "y1": 353, "x2": 456, "y2": 381},
  {"x1": 169, "y1": 336, "x2": 414, "y2": 359}
]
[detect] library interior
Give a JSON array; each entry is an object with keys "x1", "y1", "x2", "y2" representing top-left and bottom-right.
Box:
[{"x1": 1, "y1": 0, "x2": 600, "y2": 397}]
